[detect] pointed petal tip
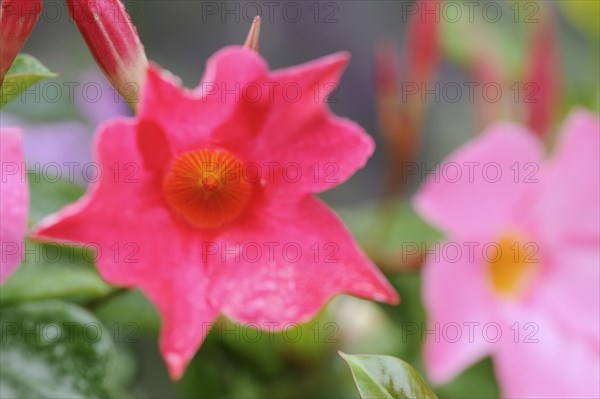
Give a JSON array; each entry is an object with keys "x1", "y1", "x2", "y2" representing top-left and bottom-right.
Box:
[
  {"x1": 380, "y1": 287, "x2": 401, "y2": 305},
  {"x1": 359, "y1": 279, "x2": 400, "y2": 306},
  {"x1": 164, "y1": 352, "x2": 190, "y2": 381}
]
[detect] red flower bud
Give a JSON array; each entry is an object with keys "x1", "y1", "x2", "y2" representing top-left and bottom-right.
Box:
[
  {"x1": 67, "y1": 0, "x2": 148, "y2": 109},
  {"x1": 374, "y1": 42, "x2": 417, "y2": 199},
  {"x1": 0, "y1": 0, "x2": 42, "y2": 85},
  {"x1": 526, "y1": 11, "x2": 560, "y2": 138},
  {"x1": 406, "y1": 0, "x2": 440, "y2": 86}
]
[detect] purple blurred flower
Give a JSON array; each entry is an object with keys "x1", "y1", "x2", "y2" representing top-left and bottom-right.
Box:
[{"x1": 1, "y1": 72, "x2": 129, "y2": 184}]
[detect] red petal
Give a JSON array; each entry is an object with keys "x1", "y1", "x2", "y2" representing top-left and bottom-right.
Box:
[{"x1": 208, "y1": 195, "x2": 398, "y2": 324}]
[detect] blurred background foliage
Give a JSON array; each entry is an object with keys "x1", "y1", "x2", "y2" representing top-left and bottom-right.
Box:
[{"x1": 1, "y1": 0, "x2": 598, "y2": 397}]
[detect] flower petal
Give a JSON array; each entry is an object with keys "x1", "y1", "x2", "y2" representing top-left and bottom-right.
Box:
[
  {"x1": 532, "y1": 243, "x2": 600, "y2": 349},
  {"x1": 138, "y1": 66, "x2": 213, "y2": 153},
  {"x1": 414, "y1": 122, "x2": 544, "y2": 238},
  {"x1": 201, "y1": 47, "x2": 272, "y2": 159},
  {"x1": 256, "y1": 53, "x2": 374, "y2": 193},
  {"x1": 495, "y1": 313, "x2": 600, "y2": 398},
  {"x1": 536, "y1": 109, "x2": 600, "y2": 244},
  {"x1": 140, "y1": 47, "x2": 270, "y2": 156},
  {"x1": 207, "y1": 195, "x2": 398, "y2": 325},
  {"x1": 422, "y1": 244, "x2": 496, "y2": 384},
  {"x1": 0, "y1": 128, "x2": 28, "y2": 283},
  {"x1": 267, "y1": 52, "x2": 348, "y2": 126},
  {"x1": 145, "y1": 266, "x2": 218, "y2": 381},
  {"x1": 30, "y1": 119, "x2": 218, "y2": 380}
]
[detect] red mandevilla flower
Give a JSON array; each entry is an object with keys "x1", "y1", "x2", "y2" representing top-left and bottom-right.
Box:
[
  {"x1": 0, "y1": 0, "x2": 42, "y2": 84},
  {"x1": 67, "y1": 0, "x2": 148, "y2": 107},
  {"x1": 32, "y1": 46, "x2": 399, "y2": 379}
]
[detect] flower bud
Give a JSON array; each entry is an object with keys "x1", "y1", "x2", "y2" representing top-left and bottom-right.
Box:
[
  {"x1": 67, "y1": 0, "x2": 148, "y2": 109},
  {"x1": 243, "y1": 15, "x2": 261, "y2": 52},
  {"x1": 0, "y1": 0, "x2": 42, "y2": 85}
]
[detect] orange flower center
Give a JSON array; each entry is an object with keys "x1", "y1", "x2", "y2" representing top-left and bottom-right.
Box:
[
  {"x1": 162, "y1": 149, "x2": 251, "y2": 229},
  {"x1": 487, "y1": 231, "x2": 539, "y2": 298}
]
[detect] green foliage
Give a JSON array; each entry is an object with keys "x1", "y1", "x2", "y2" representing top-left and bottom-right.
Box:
[
  {"x1": 0, "y1": 242, "x2": 112, "y2": 306},
  {"x1": 0, "y1": 175, "x2": 111, "y2": 306},
  {"x1": 28, "y1": 173, "x2": 85, "y2": 225},
  {"x1": 0, "y1": 301, "x2": 129, "y2": 398},
  {"x1": 340, "y1": 352, "x2": 437, "y2": 399}
]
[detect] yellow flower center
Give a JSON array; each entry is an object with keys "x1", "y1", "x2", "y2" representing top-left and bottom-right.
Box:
[
  {"x1": 162, "y1": 149, "x2": 251, "y2": 229},
  {"x1": 487, "y1": 231, "x2": 539, "y2": 298}
]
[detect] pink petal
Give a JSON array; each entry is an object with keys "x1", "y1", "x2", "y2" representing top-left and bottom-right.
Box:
[
  {"x1": 145, "y1": 267, "x2": 218, "y2": 381},
  {"x1": 536, "y1": 109, "x2": 600, "y2": 244},
  {"x1": 197, "y1": 46, "x2": 271, "y2": 152},
  {"x1": 206, "y1": 50, "x2": 370, "y2": 190},
  {"x1": 267, "y1": 52, "x2": 349, "y2": 126},
  {"x1": 31, "y1": 119, "x2": 218, "y2": 379},
  {"x1": 138, "y1": 65, "x2": 214, "y2": 153},
  {"x1": 495, "y1": 312, "x2": 600, "y2": 398},
  {"x1": 197, "y1": 45, "x2": 269, "y2": 97},
  {"x1": 207, "y1": 195, "x2": 398, "y2": 325},
  {"x1": 255, "y1": 53, "x2": 374, "y2": 193},
  {"x1": 422, "y1": 244, "x2": 497, "y2": 383},
  {"x1": 139, "y1": 47, "x2": 270, "y2": 156},
  {"x1": 532, "y1": 244, "x2": 600, "y2": 349},
  {"x1": 263, "y1": 109, "x2": 374, "y2": 194},
  {"x1": 0, "y1": 128, "x2": 28, "y2": 283},
  {"x1": 530, "y1": 110, "x2": 600, "y2": 347},
  {"x1": 414, "y1": 122, "x2": 544, "y2": 238}
]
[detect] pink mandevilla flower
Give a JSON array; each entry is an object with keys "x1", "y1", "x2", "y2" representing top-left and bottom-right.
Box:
[
  {"x1": 32, "y1": 46, "x2": 399, "y2": 379},
  {"x1": 414, "y1": 109, "x2": 600, "y2": 397},
  {"x1": 0, "y1": 129, "x2": 29, "y2": 283}
]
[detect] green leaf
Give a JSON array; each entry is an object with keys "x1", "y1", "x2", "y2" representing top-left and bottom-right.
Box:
[
  {"x1": 95, "y1": 290, "x2": 160, "y2": 334},
  {"x1": 0, "y1": 241, "x2": 112, "y2": 306},
  {"x1": 28, "y1": 174, "x2": 85, "y2": 226},
  {"x1": 0, "y1": 301, "x2": 127, "y2": 398},
  {"x1": 1, "y1": 176, "x2": 111, "y2": 305},
  {"x1": 0, "y1": 54, "x2": 57, "y2": 108},
  {"x1": 340, "y1": 352, "x2": 437, "y2": 399}
]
